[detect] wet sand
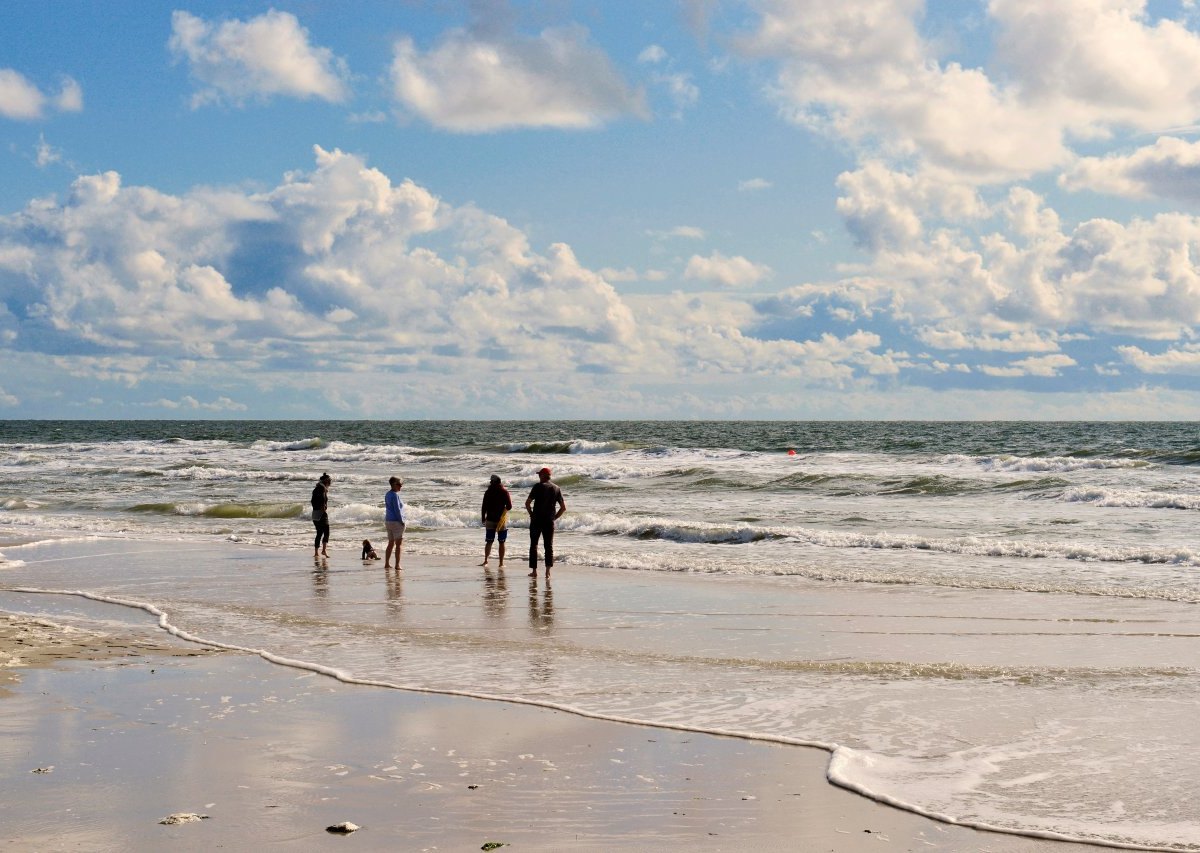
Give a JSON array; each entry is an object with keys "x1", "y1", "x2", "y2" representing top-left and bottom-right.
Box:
[{"x1": 0, "y1": 608, "x2": 1112, "y2": 851}]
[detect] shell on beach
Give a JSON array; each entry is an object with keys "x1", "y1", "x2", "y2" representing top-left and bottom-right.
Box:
[
  {"x1": 158, "y1": 812, "x2": 210, "y2": 825},
  {"x1": 326, "y1": 821, "x2": 360, "y2": 834}
]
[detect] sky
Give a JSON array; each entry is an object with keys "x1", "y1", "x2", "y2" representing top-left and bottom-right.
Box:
[{"x1": 4, "y1": 0, "x2": 1200, "y2": 419}]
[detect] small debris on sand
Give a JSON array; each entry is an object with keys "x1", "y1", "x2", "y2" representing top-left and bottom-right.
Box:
[
  {"x1": 31, "y1": 766, "x2": 53, "y2": 774},
  {"x1": 481, "y1": 843, "x2": 506, "y2": 851},
  {"x1": 326, "y1": 822, "x2": 360, "y2": 834},
  {"x1": 158, "y1": 812, "x2": 209, "y2": 825}
]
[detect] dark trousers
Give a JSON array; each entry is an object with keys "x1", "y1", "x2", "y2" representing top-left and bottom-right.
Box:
[
  {"x1": 529, "y1": 518, "x2": 555, "y2": 569},
  {"x1": 313, "y1": 518, "x2": 330, "y2": 550}
]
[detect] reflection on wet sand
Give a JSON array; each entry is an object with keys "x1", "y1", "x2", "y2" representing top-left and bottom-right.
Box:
[
  {"x1": 527, "y1": 578, "x2": 553, "y2": 632},
  {"x1": 482, "y1": 568, "x2": 508, "y2": 619},
  {"x1": 311, "y1": 556, "x2": 329, "y2": 600},
  {"x1": 385, "y1": 567, "x2": 403, "y2": 617},
  {"x1": 527, "y1": 578, "x2": 556, "y2": 682}
]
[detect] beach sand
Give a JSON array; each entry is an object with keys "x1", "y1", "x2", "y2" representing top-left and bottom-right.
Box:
[{"x1": 0, "y1": 563, "x2": 1113, "y2": 852}]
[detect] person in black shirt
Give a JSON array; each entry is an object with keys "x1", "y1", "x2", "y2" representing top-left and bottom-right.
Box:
[{"x1": 524, "y1": 466, "x2": 566, "y2": 578}]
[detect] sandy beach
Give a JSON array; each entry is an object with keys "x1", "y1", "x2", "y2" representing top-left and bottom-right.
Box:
[{"x1": 0, "y1": 552, "x2": 1114, "y2": 852}]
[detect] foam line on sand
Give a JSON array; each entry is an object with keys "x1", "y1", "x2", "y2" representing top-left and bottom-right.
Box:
[{"x1": 5, "y1": 584, "x2": 1143, "y2": 852}]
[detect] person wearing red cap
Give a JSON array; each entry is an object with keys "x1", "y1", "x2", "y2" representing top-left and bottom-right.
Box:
[{"x1": 524, "y1": 466, "x2": 566, "y2": 578}]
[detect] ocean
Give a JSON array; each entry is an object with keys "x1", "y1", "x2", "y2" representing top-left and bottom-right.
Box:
[{"x1": 0, "y1": 420, "x2": 1197, "y2": 850}]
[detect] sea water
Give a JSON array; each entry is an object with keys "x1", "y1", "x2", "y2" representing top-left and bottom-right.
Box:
[{"x1": 0, "y1": 420, "x2": 1197, "y2": 850}]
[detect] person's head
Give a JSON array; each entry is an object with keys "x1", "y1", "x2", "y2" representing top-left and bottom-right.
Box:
[
  {"x1": 489, "y1": 474, "x2": 501, "y2": 486},
  {"x1": 537, "y1": 466, "x2": 551, "y2": 482},
  {"x1": 362, "y1": 539, "x2": 372, "y2": 548},
  {"x1": 389, "y1": 476, "x2": 403, "y2": 490},
  {"x1": 319, "y1": 473, "x2": 332, "y2": 486}
]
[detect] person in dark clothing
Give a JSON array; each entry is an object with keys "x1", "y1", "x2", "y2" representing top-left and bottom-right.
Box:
[
  {"x1": 524, "y1": 466, "x2": 566, "y2": 578},
  {"x1": 480, "y1": 474, "x2": 513, "y2": 568},
  {"x1": 311, "y1": 472, "x2": 332, "y2": 557}
]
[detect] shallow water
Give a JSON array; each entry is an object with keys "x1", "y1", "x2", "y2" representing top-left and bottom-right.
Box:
[{"x1": 1, "y1": 421, "x2": 1198, "y2": 849}]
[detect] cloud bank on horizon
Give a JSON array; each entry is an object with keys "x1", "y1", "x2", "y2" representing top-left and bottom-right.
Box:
[{"x1": 3, "y1": 0, "x2": 1200, "y2": 419}]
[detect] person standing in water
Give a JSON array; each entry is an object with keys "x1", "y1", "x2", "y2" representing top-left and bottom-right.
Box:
[
  {"x1": 311, "y1": 472, "x2": 332, "y2": 557},
  {"x1": 525, "y1": 466, "x2": 566, "y2": 578},
  {"x1": 480, "y1": 474, "x2": 513, "y2": 568},
  {"x1": 384, "y1": 476, "x2": 406, "y2": 569}
]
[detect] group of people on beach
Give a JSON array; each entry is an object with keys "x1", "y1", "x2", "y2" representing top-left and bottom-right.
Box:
[{"x1": 310, "y1": 467, "x2": 567, "y2": 578}]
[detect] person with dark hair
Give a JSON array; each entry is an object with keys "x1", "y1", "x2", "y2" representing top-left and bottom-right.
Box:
[
  {"x1": 480, "y1": 474, "x2": 513, "y2": 568},
  {"x1": 361, "y1": 539, "x2": 380, "y2": 560},
  {"x1": 524, "y1": 467, "x2": 565, "y2": 578},
  {"x1": 311, "y1": 472, "x2": 332, "y2": 557}
]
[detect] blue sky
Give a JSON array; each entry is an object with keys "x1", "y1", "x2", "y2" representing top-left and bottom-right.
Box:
[{"x1": 4, "y1": 0, "x2": 1200, "y2": 419}]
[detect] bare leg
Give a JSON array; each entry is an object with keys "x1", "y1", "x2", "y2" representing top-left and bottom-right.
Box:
[
  {"x1": 385, "y1": 539, "x2": 396, "y2": 569},
  {"x1": 497, "y1": 541, "x2": 505, "y2": 568},
  {"x1": 480, "y1": 540, "x2": 492, "y2": 566}
]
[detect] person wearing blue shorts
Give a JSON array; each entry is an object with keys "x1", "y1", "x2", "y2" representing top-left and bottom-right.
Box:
[{"x1": 480, "y1": 474, "x2": 512, "y2": 568}]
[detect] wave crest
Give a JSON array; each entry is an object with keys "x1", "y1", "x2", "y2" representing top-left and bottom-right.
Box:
[
  {"x1": 503, "y1": 439, "x2": 632, "y2": 455},
  {"x1": 254, "y1": 437, "x2": 327, "y2": 452}
]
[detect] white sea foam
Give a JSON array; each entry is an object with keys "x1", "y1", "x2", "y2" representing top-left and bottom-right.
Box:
[
  {"x1": 1062, "y1": 487, "x2": 1200, "y2": 510},
  {"x1": 157, "y1": 466, "x2": 309, "y2": 482},
  {"x1": 0, "y1": 498, "x2": 40, "y2": 510},
  {"x1": 559, "y1": 512, "x2": 780, "y2": 544},
  {"x1": 254, "y1": 437, "x2": 327, "y2": 452},
  {"x1": 554, "y1": 511, "x2": 1200, "y2": 568},
  {"x1": 949, "y1": 453, "x2": 1151, "y2": 473}
]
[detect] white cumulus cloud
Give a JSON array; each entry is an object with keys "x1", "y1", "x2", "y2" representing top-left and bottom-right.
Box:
[
  {"x1": 684, "y1": 251, "x2": 772, "y2": 288},
  {"x1": 1060, "y1": 137, "x2": 1200, "y2": 202},
  {"x1": 738, "y1": 0, "x2": 1200, "y2": 184},
  {"x1": 389, "y1": 26, "x2": 647, "y2": 131},
  {"x1": 1117, "y1": 344, "x2": 1200, "y2": 373},
  {"x1": 169, "y1": 9, "x2": 350, "y2": 107},
  {"x1": 0, "y1": 147, "x2": 919, "y2": 413},
  {"x1": 0, "y1": 69, "x2": 82, "y2": 120}
]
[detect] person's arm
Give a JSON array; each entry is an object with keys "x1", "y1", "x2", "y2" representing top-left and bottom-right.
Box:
[
  {"x1": 503, "y1": 488, "x2": 512, "y2": 511},
  {"x1": 524, "y1": 488, "x2": 534, "y2": 513},
  {"x1": 554, "y1": 490, "x2": 566, "y2": 520},
  {"x1": 481, "y1": 494, "x2": 487, "y2": 524}
]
